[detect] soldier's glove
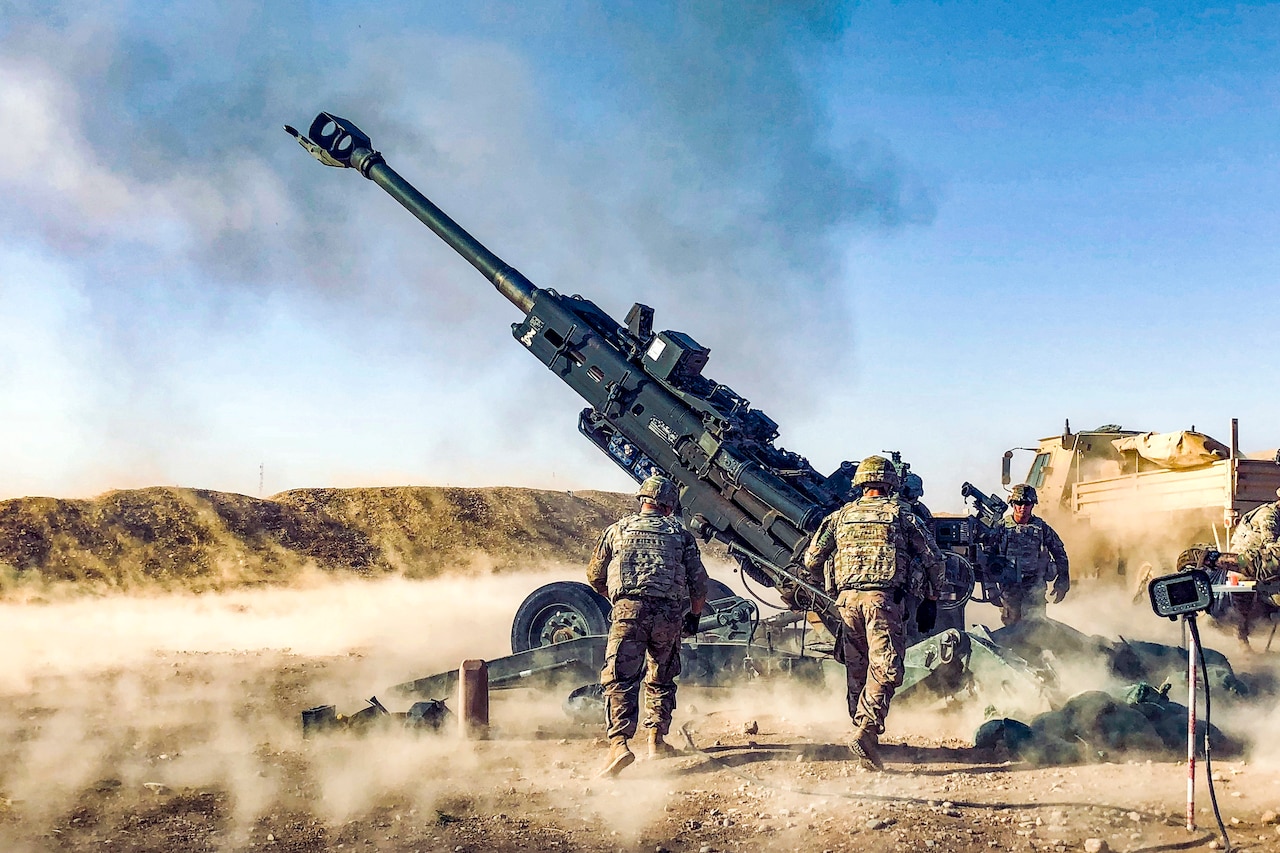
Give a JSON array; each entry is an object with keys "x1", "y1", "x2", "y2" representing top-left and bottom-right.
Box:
[
  {"x1": 1049, "y1": 582, "x2": 1069, "y2": 604},
  {"x1": 1214, "y1": 551, "x2": 1241, "y2": 571},
  {"x1": 682, "y1": 612, "x2": 702, "y2": 637},
  {"x1": 915, "y1": 599, "x2": 938, "y2": 634},
  {"x1": 1176, "y1": 547, "x2": 1220, "y2": 572}
]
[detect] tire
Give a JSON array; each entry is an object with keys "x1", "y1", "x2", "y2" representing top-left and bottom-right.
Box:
[
  {"x1": 706, "y1": 578, "x2": 736, "y2": 603},
  {"x1": 938, "y1": 552, "x2": 975, "y2": 611},
  {"x1": 511, "y1": 581, "x2": 613, "y2": 654}
]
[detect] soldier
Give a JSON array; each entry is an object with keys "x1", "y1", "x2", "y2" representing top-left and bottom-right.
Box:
[
  {"x1": 586, "y1": 474, "x2": 708, "y2": 777},
  {"x1": 1229, "y1": 487, "x2": 1280, "y2": 564},
  {"x1": 1179, "y1": 492, "x2": 1280, "y2": 651},
  {"x1": 803, "y1": 455, "x2": 945, "y2": 771},
  {"x1": 1222, "y1": 487, "x2": 1280, "y2": 647},
  {"x1": 992, "y1": 484, "x2": 1070, "y2": 626},
  {"x1": 900, "y1": 472, "x2": 935, "y2": 532},
  {"x1": 1183, "y1": 489, "x2": 1280, "y2": 594},
  {"x1": 900, "y1": 472, "x2": 941, "y2": 644}
]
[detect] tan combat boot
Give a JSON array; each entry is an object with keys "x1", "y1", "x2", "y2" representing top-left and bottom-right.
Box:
[
  {"x1": 849, "y1": 728, "x2": 884, "y2": 771},
  {"x1": 597, "y1": 739, "x2": 635, "y2": 778},
  {"x1": 646, "y1": 730, "x2": 680, "y2": 758}
]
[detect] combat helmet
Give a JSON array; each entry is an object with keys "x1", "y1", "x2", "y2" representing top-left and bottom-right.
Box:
[
  {"x1": 1010, "y1": 483, "x2": 1038, "y2": 505},
  {"x1": 901, "y1": 472, "x2": 924, "y2": 501},
  {"x1": 853, "y1": 455, "x2": 900, "y2": 491},
  {"x1": 637, "y1": 474, "x2": 679, "y2": 511}
]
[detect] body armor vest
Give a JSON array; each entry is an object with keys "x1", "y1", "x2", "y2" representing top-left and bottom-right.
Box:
[
  {"x1": 830, "y1": 497, "x2": 909, "y2": 592},
  {"x1": 609, "y1": 512, "x2": 689, "y2": 601},
  {"x1": 998, "y1": 518, "x2": 1052, "y2": 582}
]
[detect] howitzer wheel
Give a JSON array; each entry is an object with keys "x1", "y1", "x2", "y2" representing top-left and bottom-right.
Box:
[
  {"x1": 939, "y1": 552, "x2": 975, "y2": 611},
  {"x1": 511, "y1": 581, "x2": 613, "y2": 654},
  {"x1": 705, "y1": 578, "x2": 736, "y2": 603}
]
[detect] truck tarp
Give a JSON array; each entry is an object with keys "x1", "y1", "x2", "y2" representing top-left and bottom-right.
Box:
[{"x1": 1111, "y1": 431, "x2": 1232, "y2": 470}]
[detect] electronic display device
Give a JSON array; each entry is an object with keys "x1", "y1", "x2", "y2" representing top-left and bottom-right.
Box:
[{"x1": 1148, "y1": 570, "x2": 1213, "y2": 619}]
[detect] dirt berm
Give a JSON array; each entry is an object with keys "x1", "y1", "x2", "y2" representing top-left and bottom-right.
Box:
[{"x1": 0, "y1": 485, "x2": 632, "y2": 592}]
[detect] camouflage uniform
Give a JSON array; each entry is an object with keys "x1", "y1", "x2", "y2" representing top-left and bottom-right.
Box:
[
  {"x1": 587, "y1": 507, "x2": 707, "y2": 745},
  {"x1": 1230, "y1": 498, "x2": 1280, "y2": 570},
  {"x1": 803, "y1": 488, "x2": 944, "y2": 738},
  {"x1": 1229, "y1": 492, "x2": 1280, "y2": 603},
  {"x1": 992, "y1": 514, "x2": 1069, "y2": 626},
  {"x1": 900, "y1": 473, "x2": 939, "y2": 643}
]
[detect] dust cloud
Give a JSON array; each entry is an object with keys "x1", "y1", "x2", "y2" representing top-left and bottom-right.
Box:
[
  {"x1": 0, "y1": 570, "x2": 552, "y2": 693},
  {"x1": 1, "y1": 565, "x2": 1277, "y2": 850},
  {"x1": 0, "y1": 569, "x2": 585, "y2": 838},
  {"x1": 1052, "y1": 497, "x2": 1235, "y2": 584}
]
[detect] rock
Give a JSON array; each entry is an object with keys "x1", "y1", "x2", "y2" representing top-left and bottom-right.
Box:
[
  {"x1": 1127, "y1": 811, "x2": 1141, "y2": 823},
  {"x1": 1083, "y1": 839, "x2": 1109, "y2": 853},
  {"x1": 699, "y1": 846, "x2": 712, "y2": 853},
  {"x1": 1260, "y1": 809, "x2": 1278, "y2": 825},
  {"x1": 866, "y1": 819, "x2": 888, "y2": 830},
  {"x1": 142, "y1": 782, "x2": 171, "y2": 795},
  {"x1": 743, "y1": 720, "x2": 759, "y2": 735}
]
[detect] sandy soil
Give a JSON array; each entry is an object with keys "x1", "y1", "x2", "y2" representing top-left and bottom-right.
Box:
[{"x1": 2, "y1": 573, "x2": 1279, "y2": 853}]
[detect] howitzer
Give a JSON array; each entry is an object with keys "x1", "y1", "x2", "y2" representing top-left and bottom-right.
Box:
[
  {"x1": 285, "y1": 115, "x2": 1129, "y2": 736},
  {"x1": 286, "y1": 112, "x2": 862, "y2": 614}
]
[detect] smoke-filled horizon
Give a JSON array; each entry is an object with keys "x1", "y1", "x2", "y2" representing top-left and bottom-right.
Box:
[{"x1": 2, "y1": 2, "x2": 1278, "y2": 513}]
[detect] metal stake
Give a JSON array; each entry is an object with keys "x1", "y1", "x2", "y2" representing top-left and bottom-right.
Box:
[
  {"x1": 458, "y1": 659, "x2": 490, "y2": 739},
  {"x1": 1185, "y1": 614, "x2": 1198, "y2": 831}
]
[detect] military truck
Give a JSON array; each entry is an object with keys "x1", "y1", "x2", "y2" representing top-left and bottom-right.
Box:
[{"x1": 1003, "y1": 419, "x2": 1280, "y2": 577}]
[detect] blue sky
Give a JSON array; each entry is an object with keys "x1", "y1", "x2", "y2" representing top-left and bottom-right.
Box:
[{"x1": 0, "y1": 1, "x2": 1276, "y2": 513}]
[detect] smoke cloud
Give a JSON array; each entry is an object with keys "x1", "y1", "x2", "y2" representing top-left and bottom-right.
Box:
[{"x1": 0, "y1": 1, "x2": 934, "y2": 500}]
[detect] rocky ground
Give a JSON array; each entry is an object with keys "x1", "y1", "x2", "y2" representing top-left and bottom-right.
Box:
[{"x1": 2, "y1": 572, "x2": 1280, "y2": 852}]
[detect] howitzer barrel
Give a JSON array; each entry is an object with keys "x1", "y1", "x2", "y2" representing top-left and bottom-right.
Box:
[
  {"x1": 286, "y1": 113, "x2": 538, "y2": 314},
  {"x1": 290, "y1": 111, "x2": 863, "y2": 619}
]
